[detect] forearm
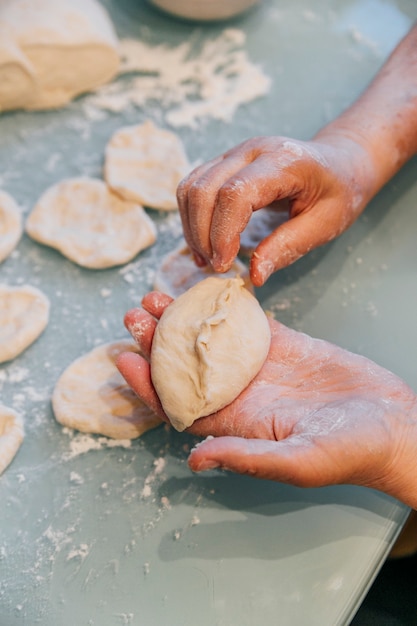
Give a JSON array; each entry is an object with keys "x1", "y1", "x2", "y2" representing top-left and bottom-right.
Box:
[{"x1": 315, "y1": 23, "x2": 417, "y2": 203}]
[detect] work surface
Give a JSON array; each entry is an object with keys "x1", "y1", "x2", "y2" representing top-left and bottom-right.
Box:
[{"x1": 1, "y1": 1, "x2": 416, "y2": 624}]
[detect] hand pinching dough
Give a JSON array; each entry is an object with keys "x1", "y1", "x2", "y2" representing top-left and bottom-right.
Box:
[
  {"x1": 153, "y1": 241, "x2": 253, "y2": 298},
  {"x1": 0, "y1": 405, "x2": 24, "y2": 475},
  {"x1": 52, "y1": 341, "x2": 163, "y2": 439},
  {"x1": 0, "y1": 189, "x2": 22, "y2": 263},
  {"x1": 104, "y1": 120, "x2": 191, "y2": 210},
  {"x1": 151, "y1": 276, "x2": 271, "y2": 431},
  {"x1": 0, "y1": 285, "x2": 50, "y2": 364},
  {"x1": 26, "y1": 178, "x2": 157, "y2": 269},
  {"x1": 0, "y1": 0, "x2": 119, "y2": 112}
]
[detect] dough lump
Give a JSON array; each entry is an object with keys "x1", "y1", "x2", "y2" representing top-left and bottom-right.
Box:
[
  {"x1": 104, "y1": 120, "x2": 191, "y2": 210},
  {"x1": 0, "y1": 284, "x2": 50, "y2": 363},
  {"x1": 52, "y1": 341, "x2": 163, "y2": 439},
  {"x1": 151, "y1": 276, "x2": 271, "y2": 431},
  {"x1": 0, "y1": 189, "x2": 22, "y2": 263},
  {"x1": 26, "y1": 178, "x2": 157, "y2": 269},
  {"x1": 153, "y1": 241, "x2": 253, "y2": 298},
  {"x1": 0, "y1": 405, "x2": 24, "y2": 475},
  {"x1": 0, "y1": 0, "x2": 120, "y2": 112}
]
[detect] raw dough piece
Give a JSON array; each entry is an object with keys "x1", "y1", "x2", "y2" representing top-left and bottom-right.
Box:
[
  {"x1": 0, "y1": 284, "x2": 50, "y2": 363},
  {"x1": 151, "y1": 276, "x2": 271, "y2": 431},
  {"x1": 0, "y1": 189, "x2": 22, "y2": 262},
  {"x1": 52, "y1": 341, "x2": 163, "y2": 439},
  {"x1": 240, "y1": 206, "x2": 288, "y2": 255},
  {"x1": 104, "y1": 120, "x2": 191, "y2": 210},
  {"x1": 26, "y1": 178, "x2": 157, "y2": 269},
  {"x1": 0, "y1": 0, "x2": 120, "y2": 112},
  {"x1": 153, "y1": 241, "x2": 253, "y2": 297},
  {"x1": 0, "y1": 405, "x2": 24, "y2": 475}
]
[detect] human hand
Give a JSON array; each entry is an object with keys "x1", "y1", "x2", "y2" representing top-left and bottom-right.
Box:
[
  {"x1": 177, "y1": 135, "x2": 376, "y2": 286},
  {"x1": 117, "y1": 292, "x2": 417, "y2": 508}
]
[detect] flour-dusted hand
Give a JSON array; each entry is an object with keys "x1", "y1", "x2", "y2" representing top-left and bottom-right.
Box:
[
  {"x1": 117, "y1": 292, "x2": 417, "y2": 509},
  {"x1": 177, "y1": 135, "x2": 374, "y2": 286},
  {"x1": 177, "y1": 24, "x2": 417, "y2": 286}
]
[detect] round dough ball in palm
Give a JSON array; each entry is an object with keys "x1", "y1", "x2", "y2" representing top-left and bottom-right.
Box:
[
  {"x1": 0, "y1": 405, "x2": 24, "y2": 475},
  {"x1": 151, "y1": 276, "x2": 271, "y2": 431},
  {"x1": 0, "y1": 189, "x2": 23, "y2": 263},
  {"x1": 52, "y1": 341, "x2": 163, "y2": 440},
  {"x1": 104, "y1": 120, "x2": 191, "y2": 210},
  {"x1": 0, "y1": 284, "x2": 50, "y2": 364},
  {"x1": 25, "y1": 178, "x2": 157, "y2": 269}
]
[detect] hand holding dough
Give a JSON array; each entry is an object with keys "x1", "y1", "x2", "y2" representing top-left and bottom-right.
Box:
[
  {"x1": 118, "y1": 292, "x2": 417, "y2": 510},
  {"x1": 150, "y1": 277, "x2": 271, "y2": 431}
]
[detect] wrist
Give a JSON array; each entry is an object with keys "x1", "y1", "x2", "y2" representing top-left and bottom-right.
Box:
[
  {"x1": 311, "y1": 129, "x2": 380, "y2": 212},
  {"x1": 379, "y1": 397, "x2": 417, "y2": 509}
]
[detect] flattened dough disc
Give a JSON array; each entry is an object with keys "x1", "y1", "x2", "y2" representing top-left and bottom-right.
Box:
[
  {"x1": 0, "y1": 189, "x2": 23, "y2": 263},
  {"x1": 104, "y1": 120, "x2": 191, "y2": 210},
  {"x1": 0, "y1": 405, "x2": 24, "y2": 475},
  {"x1": 52, "y1": 341, "x2": 163, "y2": 439},
  {"x1": 153, "y1": 241, "x2": 253, "y2": 297},
  {"x1": 0, "y1": 284, "x2": 50, "y2": 364},
  {"x1": 26, "y1": 178, "x2": 157, "y2": 269}
]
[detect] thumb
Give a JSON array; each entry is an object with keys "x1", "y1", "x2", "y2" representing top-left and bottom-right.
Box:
[
  {"x1": 188, "y1": 435, "x2": 323, "y2": 487},
  {"x1": 250, "y1": 205, "x2": 338, "y2": 286}
]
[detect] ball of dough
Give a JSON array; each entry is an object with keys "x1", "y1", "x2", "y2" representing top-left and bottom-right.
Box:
[
  {"x1": 151, "y1": 276, "x2": 271, "y2": 431},
  {"x1": 0, "y1": 0, "x2": 120, "y2": 112}
]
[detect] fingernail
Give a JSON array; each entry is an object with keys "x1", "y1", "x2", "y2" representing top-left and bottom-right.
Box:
[{"x1": 192, "y1": 459, "x2": 221, "y2": 472}]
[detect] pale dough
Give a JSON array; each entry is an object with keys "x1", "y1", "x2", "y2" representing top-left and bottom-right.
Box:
[
  {"x1": 240, "y1": 206, "x2": 288, "y2": 255},
  {"x1": 104, "y1": 120, "x2": 191, "y2": 210},
  {"x1": 0, "y1": 189, "x2": 22, "y2": 263},
  {"x1": 25, "y1": 178, "x2": 157, "y2": 269},
  {"x1": 52, "y1": 341, "x2": 163, "y2": 439},
  {"x1": 0, "y1": 405, "x2": 24, "y2": 475},
  {"x1": 153, "y1": 241, "x2": 253, "y2": 298},
  {"x1": 151, "y1": 276, "x2": 271, "y2": 431},
  {"x1": 0, "y1": 284, "x2": 50, "y2": 364},
  {"x1": 0, "y1": 0, "x2": 120, "y2": 112}
]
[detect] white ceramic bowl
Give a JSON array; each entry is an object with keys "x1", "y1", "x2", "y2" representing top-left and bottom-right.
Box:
[{"x1": 148, "y1": 0, "x2": 260, "y2": 21}]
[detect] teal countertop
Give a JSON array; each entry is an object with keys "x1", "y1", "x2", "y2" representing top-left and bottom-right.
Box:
[{"x1": 1, "y1": 1, "x2": 416, "y2": 624}]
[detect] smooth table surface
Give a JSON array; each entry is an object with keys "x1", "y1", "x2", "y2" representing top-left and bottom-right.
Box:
[{"x1": 0, "y1": 1, "x2": 416, "y2": 624}]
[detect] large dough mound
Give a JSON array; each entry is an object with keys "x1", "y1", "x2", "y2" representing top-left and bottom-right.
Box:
[
  {"x1": 25, "y1": 178, "x2": 157, "y2": 269},
  {"x1": 151, "y1": 276, "x2": 271, "y2": 431},
  {"x1": 0, "y1": 0, "x2": 119, "y2": 112},
  {"x1": 52, "y1": 341, "x2": 163, "y2": 440},
  {"x1": 104, "y1": 120, "x2": 191, "y2": 210}
]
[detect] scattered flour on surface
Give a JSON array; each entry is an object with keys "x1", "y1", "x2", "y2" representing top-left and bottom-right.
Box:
[
  {"x1": 84, "y1": 30, "x2": 271, "y2": 128},
  {"x1": 140, "y1": 457, "x2": 166, "y2": 499},
  {"x1": 62, "y1": 430, "x2": 132, "y2": 460}
]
